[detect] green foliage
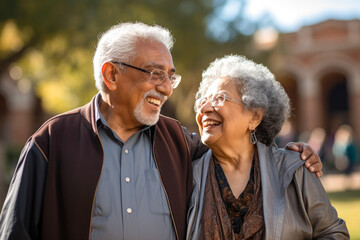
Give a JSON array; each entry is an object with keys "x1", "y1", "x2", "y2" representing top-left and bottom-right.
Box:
[
  {"x1": 0, "y1": 0, "x2": 263, "y2": 130},
  {"x1": 328, "y1": 190, "x2": 360, "y2": 239},
  {"x1": 4, "y1": 145, "x2": 22, "y2": 183}
]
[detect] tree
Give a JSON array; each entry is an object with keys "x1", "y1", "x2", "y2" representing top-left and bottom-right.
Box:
[{"x1": 0, "y1": 0, "x2": 259, "y2": 130}]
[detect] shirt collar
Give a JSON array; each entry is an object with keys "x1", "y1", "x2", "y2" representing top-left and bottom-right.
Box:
[{"x1": 94, "y1": 93, "x2": 109, "y2": 128}]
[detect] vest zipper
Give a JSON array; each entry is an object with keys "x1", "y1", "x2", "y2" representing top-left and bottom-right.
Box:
[{"x1": 152, "y1": 138, "x2": 180, "y2": 240}]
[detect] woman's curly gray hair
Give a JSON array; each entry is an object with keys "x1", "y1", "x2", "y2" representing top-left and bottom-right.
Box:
[{"x1": 196, "y1": 55, "x2": 290, "y2": 146}]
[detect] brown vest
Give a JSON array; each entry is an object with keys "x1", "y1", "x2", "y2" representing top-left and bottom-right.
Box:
[{"x1": 33, "y1": 97, "x2": 192, "y2": 240}]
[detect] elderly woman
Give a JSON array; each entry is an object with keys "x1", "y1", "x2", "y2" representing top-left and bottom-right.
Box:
[{"x1": 187, "y1": 55, "x2": 349, "y2": 239}]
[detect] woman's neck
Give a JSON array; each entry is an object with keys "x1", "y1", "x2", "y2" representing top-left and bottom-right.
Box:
[
  {"x1": 211, "y1": 139, "x2": 255, "y2": 171},
  {"x1": 211, "y1": 140, "x2": 255, "y2": 198}
]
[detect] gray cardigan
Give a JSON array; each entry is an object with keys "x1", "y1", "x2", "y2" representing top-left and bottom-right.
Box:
[{"x1": 187, "y1": 142, "x2": 349, "y2": 240}]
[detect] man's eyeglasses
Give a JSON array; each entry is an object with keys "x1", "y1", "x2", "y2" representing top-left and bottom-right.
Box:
[
  {"x1": 194, "y1": 92, "x2": 244, "y2": 112},
  {"x1": 111, "y1": 61, "x2": 181, "y2": 89}
]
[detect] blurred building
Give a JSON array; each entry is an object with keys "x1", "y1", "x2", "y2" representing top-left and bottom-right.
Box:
[
  {"x1": 270, "y1": 19, "x2": 360, "y2": 142},
  {"x1": 1, "y1": 19, "x2": 360, "y2": 205},
  {"x1": 0, "y1": 70, "x2": 43, "y2": 206},
  {"x1": 0, "y1": 71, "x2": 42, "y2": 146}
]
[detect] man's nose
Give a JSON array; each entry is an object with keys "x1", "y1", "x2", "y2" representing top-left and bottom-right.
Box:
[{"x1": 156, "y1": 76, "x2": 172, "y2": 97}]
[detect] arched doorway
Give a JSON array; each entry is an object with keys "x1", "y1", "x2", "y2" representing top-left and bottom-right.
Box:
[{"x1": 320, "y1": 72, "x2": 349, "y2": 134}]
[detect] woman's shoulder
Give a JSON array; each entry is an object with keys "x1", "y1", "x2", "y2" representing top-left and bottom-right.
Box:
[
  {"x1": 274, "y1": 146, "x2": 303, "y2": 167},
  {"x1": 258, "y1": 142, "x2": 303, "y2": 164},
  {"x1": 257, "y1": 142, "x2": 305, "y2": 180},
  {"x1": 257, "y1": 142, "x2": 307, "y2": 196}
]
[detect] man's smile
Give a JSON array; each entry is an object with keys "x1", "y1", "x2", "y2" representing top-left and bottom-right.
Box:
[{"x1": 146, "y1": 97, "x2": 161, "y2": 106}]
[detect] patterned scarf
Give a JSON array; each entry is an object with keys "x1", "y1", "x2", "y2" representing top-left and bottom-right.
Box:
[{"x1": 200, "y1": 152, "x2": 265, "y2": 240}]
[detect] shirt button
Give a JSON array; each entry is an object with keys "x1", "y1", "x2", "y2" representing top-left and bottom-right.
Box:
[
  {"x1": 124, "y1": 149, "x2": 129, "y2": 154},
  {"x1": 125, "y1": 177, "x2": 130, "y2": 182},
  {"x1": 127, "y1": 208, "x2": 132, "y2": 214}
]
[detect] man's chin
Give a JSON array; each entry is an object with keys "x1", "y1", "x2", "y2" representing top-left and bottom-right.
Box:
[
  {"x1": 135, "y1": 112, "x2": 160, "y2": 126},
  {"x1": 134, "y1": 100, "x2": 162, "y2": 126}
]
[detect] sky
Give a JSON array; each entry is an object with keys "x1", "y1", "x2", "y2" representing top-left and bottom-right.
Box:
[{"x1": 223, "y1": 0, "x2": 360, "y2": 33}]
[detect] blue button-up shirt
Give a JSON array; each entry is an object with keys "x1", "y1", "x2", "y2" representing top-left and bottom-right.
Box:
[{"x1": 90, "y1": 94, "x2": 175, "y2": 240}]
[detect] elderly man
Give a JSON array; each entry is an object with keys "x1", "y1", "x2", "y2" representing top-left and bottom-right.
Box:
[{"x1": 0, "y1": 22, "x2": 322, "y2": 240}]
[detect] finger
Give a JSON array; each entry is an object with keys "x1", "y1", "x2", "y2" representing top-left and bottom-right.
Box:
[
  {"x1": 305, "y1": 153, "x2": 322, "y2": 168},
  {"x1": 285, "y1": 142, "x2": 301, "y2": 152},
  {"x1": 304, "y1": 153, "x2": 319, "y2": 167},
  {"x1": 316, "y1": 170, "x2": 323, "y2": 178},
  {"x1": 308, "y1": 162, "x2": 322, "y2": 172},
  {"x1": 301, "y1": 144, "x2": 314, "y2": 161}
]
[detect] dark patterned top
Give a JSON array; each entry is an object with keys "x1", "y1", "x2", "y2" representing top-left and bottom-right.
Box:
[{"x1": 214, "y1": 162, "x2": 255, "y2": 234}]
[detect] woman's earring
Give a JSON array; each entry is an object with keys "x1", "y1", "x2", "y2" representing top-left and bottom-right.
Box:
[{"x1": 250, "y1": 129, "x2": 257, "y2": 144}]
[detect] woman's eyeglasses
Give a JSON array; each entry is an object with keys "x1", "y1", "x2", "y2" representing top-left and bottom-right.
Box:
[{"x1": 195, "y1": 92, "x2": 244, "y2": 112}]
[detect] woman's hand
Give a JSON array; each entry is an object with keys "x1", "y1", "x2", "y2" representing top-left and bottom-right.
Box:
[{"x1": 285, "y1": 142, "x2": 323, "y2": 178}]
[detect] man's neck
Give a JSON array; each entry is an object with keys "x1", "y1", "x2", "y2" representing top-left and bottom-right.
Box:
[{"x1": 99, "y1": 95, "x2": 143, "y2": 142}]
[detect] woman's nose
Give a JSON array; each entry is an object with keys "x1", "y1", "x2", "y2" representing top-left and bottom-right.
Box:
[{"x1": 199, "y1": 99, "x2": 214, "y2": 113}]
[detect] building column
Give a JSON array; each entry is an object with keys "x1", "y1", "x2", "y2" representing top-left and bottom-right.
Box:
[
  {"x1": 297, "y1": 73, "x2": 322, "y2": 133},
  {"x1": 348, "y1": 70, "x2": 360, "y2": 139}
]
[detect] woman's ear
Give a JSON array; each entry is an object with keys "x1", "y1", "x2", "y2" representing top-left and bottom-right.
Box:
[
  {"x1": 101, "y1": 62, "x2": 118, "y2": 91},
  {"x1": 250, "y1": 108, "x2": 265, "y2": 130}
]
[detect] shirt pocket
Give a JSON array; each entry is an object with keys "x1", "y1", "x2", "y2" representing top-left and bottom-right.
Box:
[
  {"x1": 145, "y1": 168, "x2": 170, "y2": 215},
  {"x1": 93, "y1": 169, "x2": 112, "y2": 217}
]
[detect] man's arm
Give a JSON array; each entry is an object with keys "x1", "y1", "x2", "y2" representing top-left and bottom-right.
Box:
[
  {"x1": 183, "y1": 129, "x2": 324, "y2": 176},
  {"x1": 0, "y1": 140, "x2": 47, "y2": 240},
  {"x1": 285, "y1": 142, "x2": 323, "y2": 178},
  {"x1": 182, "y1": 127, "x2": 209, "y2": 161}
]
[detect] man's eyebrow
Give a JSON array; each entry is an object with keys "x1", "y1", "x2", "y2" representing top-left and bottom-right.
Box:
[{"x1": 145, "y1": 62, "x2": 176, "y2": 73}]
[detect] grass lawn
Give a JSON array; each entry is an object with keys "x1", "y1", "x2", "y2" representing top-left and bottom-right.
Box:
[{"x1": 328, "y1": 189, "x2": 360, "y2": 239}]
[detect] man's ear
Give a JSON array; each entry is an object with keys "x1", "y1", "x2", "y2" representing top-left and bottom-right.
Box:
[
  {"x1": 101, "y1": 62, "x2": 118, "y2": 91},
  {"x1": 250, "y1": 108, "x2": 265, "y2": 130}
]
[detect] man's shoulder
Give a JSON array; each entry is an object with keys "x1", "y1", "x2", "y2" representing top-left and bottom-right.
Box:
[
  {"x1": 30, "y1": 101, "x2": 94, "y2": 145},
  {"x1": 157, "y1": 115, "x2": 183, "y2": 132},
  {"x1": 158, "y1": 116, "x2": 208, "y2": 160},
  {"x1": 49, "y1": 107, "x2": 82, "y2": 122},
  {"x1": 35, "y1": 107, "x2": 83, "y2": 135},
  {"x1": 33, "y1": 96, "x2": 96, "y2": 138},
  {"x1": 158, "y1": 115, "x2": 181, "y2": 125}
]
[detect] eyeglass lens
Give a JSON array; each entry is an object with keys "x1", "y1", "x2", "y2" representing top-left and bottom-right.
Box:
[
  {"x1": 150, "y1": 69, "x2": 180, "y2": 88},
  {"x1": 196, "y1": 93, "x2": 226, "y2": 110}
]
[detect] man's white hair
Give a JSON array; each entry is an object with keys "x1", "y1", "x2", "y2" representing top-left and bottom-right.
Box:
[{"x1": 93, "y1": 22, "x2": 174, "y2": 92}]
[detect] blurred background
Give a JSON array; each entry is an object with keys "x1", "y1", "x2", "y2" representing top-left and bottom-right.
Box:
[{"x1": 1, "y1": 0, "x2": 360, "y2": 237}]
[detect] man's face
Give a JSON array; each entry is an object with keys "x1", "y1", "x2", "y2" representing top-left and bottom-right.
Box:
[{"x1": 115, "y1": 40, "x2": 176, "y2": 127}]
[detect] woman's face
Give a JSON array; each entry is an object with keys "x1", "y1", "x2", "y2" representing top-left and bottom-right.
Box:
[{"x1": 196, "y1": 78, "x2": 255, "y2": 148}]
